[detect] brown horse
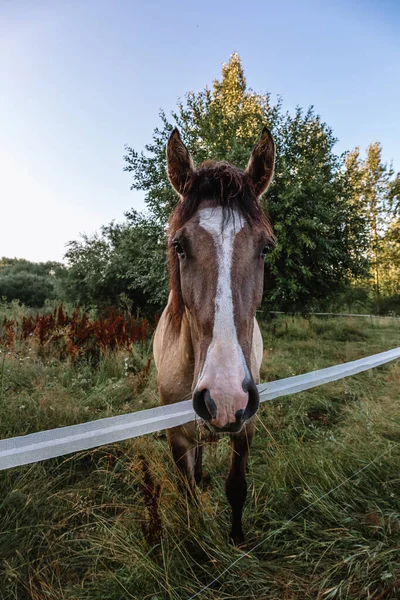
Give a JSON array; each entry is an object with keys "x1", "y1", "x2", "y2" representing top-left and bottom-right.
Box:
[{"x1": 153, "y1": 127, "x2": 275, "y2": 544}]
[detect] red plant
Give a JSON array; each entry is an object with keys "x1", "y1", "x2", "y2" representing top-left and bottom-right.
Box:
[
  {"x1": 1, "y1": 318, "x2": 16, "y2": 349},
  {"x1": 0, "y1": 304, "x2": 155, "y2": 362}
]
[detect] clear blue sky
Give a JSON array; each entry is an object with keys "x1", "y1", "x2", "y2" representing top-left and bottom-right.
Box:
[{"x1": 1, "y1": 0, "x2": 399, "y2": 262}]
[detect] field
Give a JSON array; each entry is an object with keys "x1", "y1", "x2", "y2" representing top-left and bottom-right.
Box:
[{"x1": 1, "y1": 311, "x2": 400, "y2": 600}]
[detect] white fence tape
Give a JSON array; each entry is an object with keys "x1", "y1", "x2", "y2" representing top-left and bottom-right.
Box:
[
  {"x1": 258, "y1": 311, "x2": 398, "y2": 318},
  {"x1": 1, "y1": 347, "x2": 399, "y2": 471}
]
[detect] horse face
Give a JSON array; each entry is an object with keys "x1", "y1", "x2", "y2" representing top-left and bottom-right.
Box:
[
  {"x1": 175, "y1": 207, "x2": 270, "y2": 431},
  {"x1": 167, "y1": 128, "x2": 275, "y2": 432}
]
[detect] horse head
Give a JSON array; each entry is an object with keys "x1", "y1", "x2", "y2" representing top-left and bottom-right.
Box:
[{"x1": 166, "y1": 128, "x2": 275, "y2": 433}]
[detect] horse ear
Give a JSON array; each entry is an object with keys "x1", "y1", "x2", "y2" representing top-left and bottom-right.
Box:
[
  {"x1": 166, "y1": 128, "x2": 194, "y2": 195},
  {"x1": 246, "y1": 127, "x2": 275, "y2": 197}
]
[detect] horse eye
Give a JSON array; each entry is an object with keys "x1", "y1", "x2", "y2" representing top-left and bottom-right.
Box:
[
  {"x1": 261, "y1": 243, "x2": 273, "y2": 258},
  {"x1": 173, "y1": 241, "x2": 185, "y2": 256}
]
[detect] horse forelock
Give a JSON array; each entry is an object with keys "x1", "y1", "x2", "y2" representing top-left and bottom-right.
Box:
[{"x1": 166, "y1": 161, "x2": 273, "y2": 332}]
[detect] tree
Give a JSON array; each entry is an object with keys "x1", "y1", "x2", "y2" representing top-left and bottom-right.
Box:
[
  {"x1": 124, "y1": 54, "x2": 280, "y2": 225},
  {"x1": 63, "y1": 234, "x2": 114, "y2": 308},
  {"x1": 63, "y1": 211, "x2": 167, "y2": 314},
  {"x1": 342, "y1": 144, "x2": 399, "y2": 312},
  {"x1": 102, "y1": 210, "x2": 168, "y2": 312},
  {"x1": 362, "y1": 143, "x2": 394, "y2": 310},
  {"x1": 389, "y1": 173, "x2": 400, "y2": 216},
  {"x1": 263, "y1": 109, "x2": 369, "y2": 312},
  {"x1": 124, "y1": 54, "x2": 369, "y2": 313},
  {"x1": 0, "y1": 258, "x2": 66, "y2": 307},
  {"x1": 380, "y1": 218, "x2": 400, "y2": 300}
]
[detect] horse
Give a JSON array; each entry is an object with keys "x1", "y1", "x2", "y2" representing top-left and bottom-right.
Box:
[{"x1": 153, "y1": 126, "x2": 275, "y2": 544}]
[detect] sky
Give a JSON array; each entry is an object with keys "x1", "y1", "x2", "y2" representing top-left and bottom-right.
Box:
[{"x1": 1, "y1": 0, "x2": 399, "y2": 263}]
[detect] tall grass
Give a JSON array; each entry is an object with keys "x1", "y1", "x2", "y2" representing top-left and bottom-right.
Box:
[{"x1": 0, "y1": 315, "x2": 399, "y2": 599}]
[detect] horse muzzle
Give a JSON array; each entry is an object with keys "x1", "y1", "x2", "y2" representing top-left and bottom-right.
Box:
[{"x1": 192, "y1": 378, "x2": 259, "y2": 433}]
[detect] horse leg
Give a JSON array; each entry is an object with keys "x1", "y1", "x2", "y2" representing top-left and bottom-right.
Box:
[
  {"x1": 167, "y1": 424, "x2": 198, "y2": 491},
  {"x1": 194, "y1": 443, "x2": 203, "y2": 486},
  {"x1": 225, "y1": 421, "x2": 255, "y2": 545}
]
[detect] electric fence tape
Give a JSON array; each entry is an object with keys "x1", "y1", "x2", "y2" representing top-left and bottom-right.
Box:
[{"x1": 1, "y1": 347, "x2": 399, "y2": 471}]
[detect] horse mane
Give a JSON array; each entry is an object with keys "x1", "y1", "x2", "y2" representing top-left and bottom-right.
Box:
[{"x1": 166, "y1": 161, "x2": 273, "y2": 331}]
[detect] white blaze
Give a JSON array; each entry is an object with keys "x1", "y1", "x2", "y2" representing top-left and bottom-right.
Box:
[{"x1": 197, "y1": 207, "x2": 250, "y2": 427}]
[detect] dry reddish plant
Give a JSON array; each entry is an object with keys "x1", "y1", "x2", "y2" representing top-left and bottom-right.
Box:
[{"x1": 0, "y1": 305, "x2": 153, "y2": 361}]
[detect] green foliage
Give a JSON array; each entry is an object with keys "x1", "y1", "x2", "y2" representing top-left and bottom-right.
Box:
[
  {"x1": 390, "y1": 173, "x2": 400, "y2": 216},
  {"x1": 0, "y1": 258, "x2": 66, "y2": 307},
  {"x1": 103, "y1": 211, "x2": 168, "y2": 311},
  {"x1": 343, "y1": 144, "x2": 400, "y2": 311},
  {"x1": 124, "y1": 54, "x2": 279, "y2": 224},
  {"x1": 380, "y1": 218, "x2": 400, "y2": 309},
  {"x1": 62, "y1": 54, "x2": 397, "y2": 315},
  {"x1": 64, "y1": 211, "x2": 168, "y2": 314},
  {"x1": 63, "y1": 233, "x2": 115, "y2": 307},
  {"x1": 264, "y1": 108, "x2": 369, "y2": 311},
  {"x1": 124, "y1": 54, "x2": 370, "y2": 313}
]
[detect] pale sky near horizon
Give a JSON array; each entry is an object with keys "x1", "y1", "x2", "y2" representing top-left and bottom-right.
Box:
[{"x1": 1, "y1": 0, "x2": 399, "y2": 263}]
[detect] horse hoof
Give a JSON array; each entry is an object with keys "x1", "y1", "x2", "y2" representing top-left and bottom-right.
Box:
[{"x1": 229, "y1": 529, "x2": 245, "y2": 547}]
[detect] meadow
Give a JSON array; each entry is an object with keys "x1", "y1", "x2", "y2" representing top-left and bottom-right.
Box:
[{"x1": 0, "y1": 307, "x2": 399, "y2": 600}]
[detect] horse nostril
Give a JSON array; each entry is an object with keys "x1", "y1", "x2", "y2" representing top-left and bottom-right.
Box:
[
  {"x1": 193, "y1": 389, "x2": 217, "y2": 422},
  {"x1": 242, "y1": 380, "x2": 260, "y2": 421},
  {"x1": 235, "y1": 408, "x2": 245, "y2": 422}
]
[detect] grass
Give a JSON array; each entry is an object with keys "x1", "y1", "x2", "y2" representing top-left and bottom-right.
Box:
[{"x1": 0, "y1": 315, "x2": 399, "y2": 599}]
